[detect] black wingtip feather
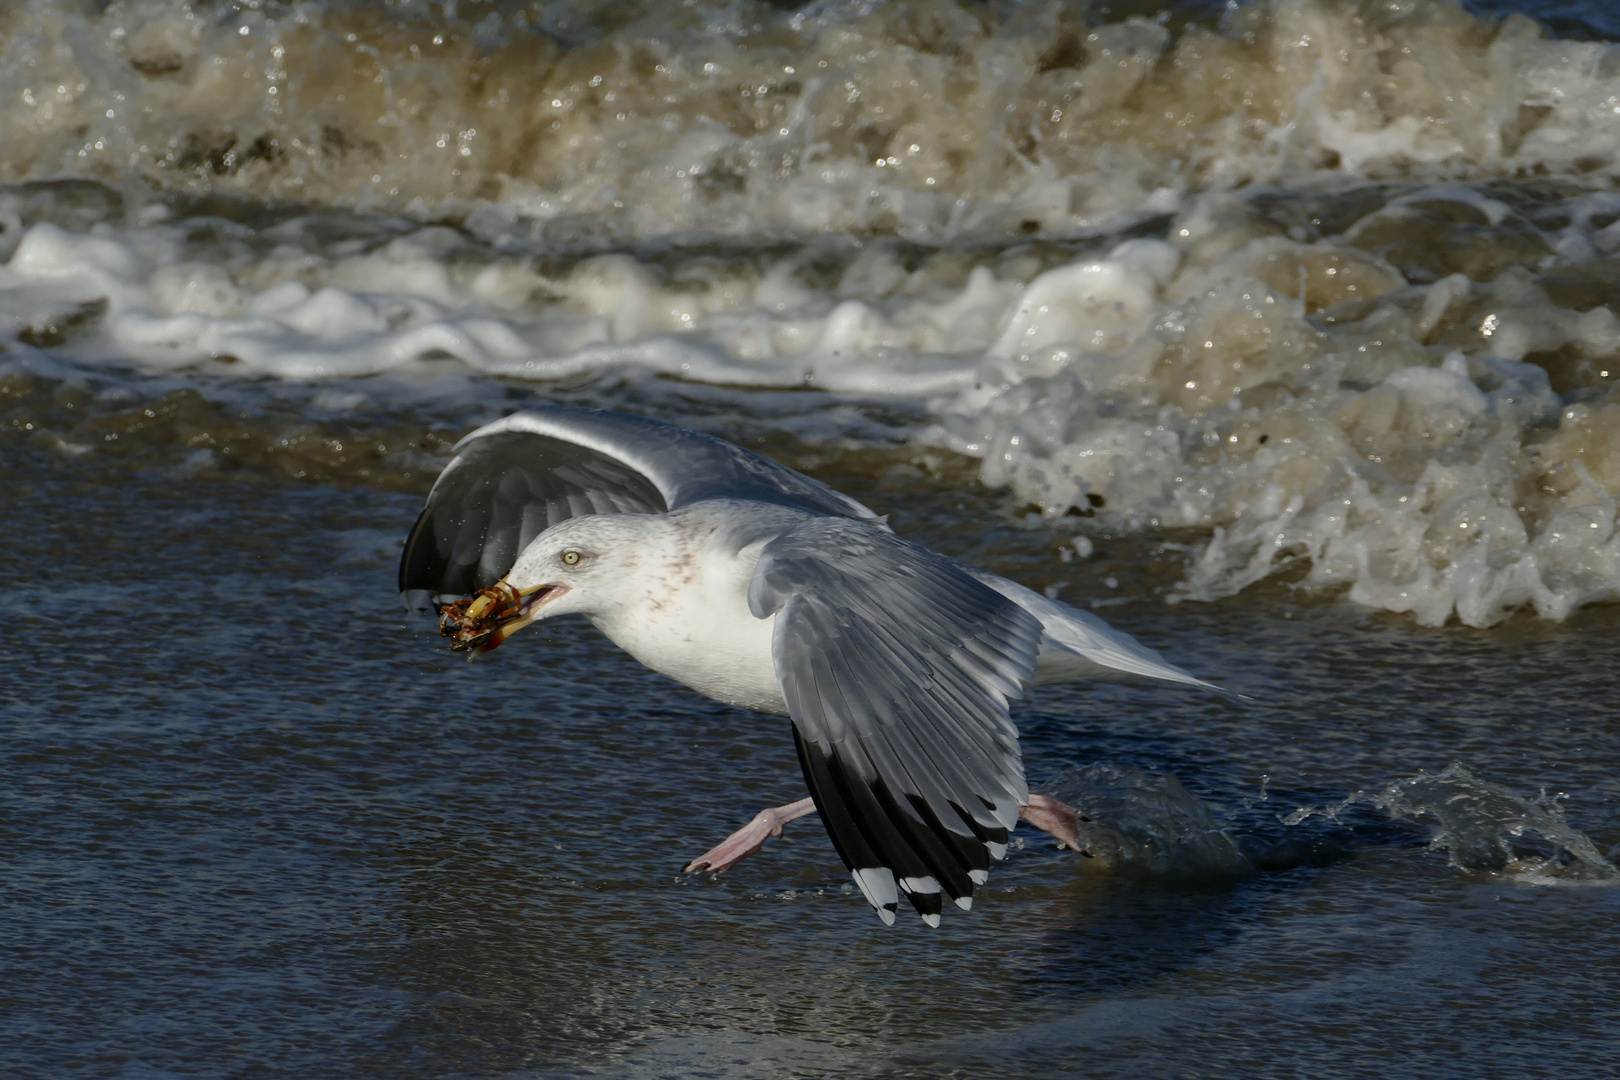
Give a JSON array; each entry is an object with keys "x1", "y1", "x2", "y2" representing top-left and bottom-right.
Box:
[
  {"x1": 762, "y1": 518, "x2": 1043, "y2": 925},
  {"x1": 908, "y1": 889, "x2": 944, "y2": 921},
  {"x1": 796, "y1": 729, "x2": 1001, "y2": 924},
  {"x1": 794, "y1": 729, "x2": 885, "y2": 878}
]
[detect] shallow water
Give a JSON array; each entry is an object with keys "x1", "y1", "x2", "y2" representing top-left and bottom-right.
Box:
[
  {"x1": 5, "y1": 0, "x2": 1620, "y2": 1076},
  {"x1": 6, "y1": 454, "x2": 1620, "y2": 1077}
]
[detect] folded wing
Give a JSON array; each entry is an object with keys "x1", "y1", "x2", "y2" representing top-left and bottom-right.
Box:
[{"x1": 749, "y1": 518, "x2": 1043, "y2": 926}]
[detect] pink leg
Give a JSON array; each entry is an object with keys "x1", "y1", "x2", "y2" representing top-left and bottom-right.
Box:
[
  {"x1": 684, "y1": 797, "x2": 818, "y2": 873},
  {"x1": 1022, "y1": 793, "x2": 1089, "y2": 852}
]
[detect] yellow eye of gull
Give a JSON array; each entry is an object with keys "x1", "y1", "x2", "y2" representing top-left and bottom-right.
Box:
[{"x1": 562, "y1": 550, "x2": 581, "y2": 565}]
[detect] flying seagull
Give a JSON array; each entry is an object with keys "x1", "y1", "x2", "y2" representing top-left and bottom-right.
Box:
[{"x1": 399, "y1": 404, "x2": 1212, "y2": 925}]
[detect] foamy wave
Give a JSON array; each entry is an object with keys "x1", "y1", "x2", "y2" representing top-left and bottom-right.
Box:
[
  {"x1": 0, "y1": 215, "x2": 989, "y2": 393},
  {"x1": 5, "y1": 0, "x2": 1620, "y2": 627},
  {"x1": 2, "y1": 0, "x2": 1618, "y2": 237},
  {"x1": 7, "y1": 176, "x2": 1620, "y2": 626},
  {"x1": 928, "y1": 182, "x2": 1620, "y2": 627}
]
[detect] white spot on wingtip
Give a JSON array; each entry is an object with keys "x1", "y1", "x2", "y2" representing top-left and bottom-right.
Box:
[
  {"x1": 954, "y1": 895, "x2": 973, "y2": 910},
  {"x1": 921, "y1": 913, "x2": 941, "y2": 927},
  {"x1": 987, "y1": 841, "x2": 1008, "y2": 859},
  {"x1": 877, "y1": 905, "x2": 896, "y2": 926},
  {"x1": 900, "y1": 875, "x2": 940, "y2": 894},
  {"x1": 852, "y1": 866, "x2": 898, "y2": 911},
  {"x1": 969, "y1": 869, "x2": 989, "y2": 884}
]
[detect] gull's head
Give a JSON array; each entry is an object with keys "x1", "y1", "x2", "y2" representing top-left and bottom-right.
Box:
[{"x1": 439, "y1": 514, "x2": 668, "y2": 653}]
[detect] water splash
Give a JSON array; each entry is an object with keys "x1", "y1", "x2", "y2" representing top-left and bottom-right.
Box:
[
  {"x1": 1283, "y1": 763, "x2": 1620, "y2": 884},
  {"x1": 1039, "y1": 763, "x2": 1252, "y2": 879}
]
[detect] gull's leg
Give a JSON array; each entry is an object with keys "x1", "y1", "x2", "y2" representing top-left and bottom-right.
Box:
[
  {"x1": 684, "y1": 797, "x2": 818, "y2": 873},
  {"x1": 1021, "y1": 793, "x2": 1089, "y2": 852}
]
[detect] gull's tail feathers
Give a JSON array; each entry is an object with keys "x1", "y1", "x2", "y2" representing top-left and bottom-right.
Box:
[{"x1": 961, "y1": 569, "x2": 1229, "y2": 695}]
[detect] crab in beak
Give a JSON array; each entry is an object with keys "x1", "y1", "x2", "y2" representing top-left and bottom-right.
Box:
[{"x1": 438, "y1": 579, "x2": 569, "y2": 653}]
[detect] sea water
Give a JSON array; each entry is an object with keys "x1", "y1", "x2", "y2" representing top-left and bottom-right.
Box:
[{"x1": 4, "y1": 1, "x2": 1620, "y2": 1076}]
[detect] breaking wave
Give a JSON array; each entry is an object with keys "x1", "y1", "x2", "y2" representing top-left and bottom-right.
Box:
[{"x1": 4, "y1": 0, "x2": 1620, "y2": 626}]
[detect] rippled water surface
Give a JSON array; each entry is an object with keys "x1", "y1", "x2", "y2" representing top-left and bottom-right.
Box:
[
  {"x1": 7, "y1": 454, "x2": 1620, "y2": 1077},
  {"x1": 5, "y1": 0, "x2": 1620, "y2": 1075}
]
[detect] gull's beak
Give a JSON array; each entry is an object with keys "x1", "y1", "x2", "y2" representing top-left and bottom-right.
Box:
[{"x1": 439, "y1": 579, "x2": 570, "y2": 654}]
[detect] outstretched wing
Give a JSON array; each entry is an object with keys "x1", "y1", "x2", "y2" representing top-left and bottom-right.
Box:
[
  {"x1": 748, "y1": 518, "x2": 1043, "y2": 926},
  {"x1": 400, "y1": 404, "x2": 878, "y2": 608}
]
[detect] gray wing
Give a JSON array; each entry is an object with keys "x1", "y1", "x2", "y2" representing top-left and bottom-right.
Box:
[
  {"x1": 400, "y1": 404, "x2": 878, "y2": 608},
  {"x1": 748, "y1": 518, "x2": 1043, "y2": 926},
  {"x1": 964, "y1": 569, "x2": 1221, "y2": 691}
]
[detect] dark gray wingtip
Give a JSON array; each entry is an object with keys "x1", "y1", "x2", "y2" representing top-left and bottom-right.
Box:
[
  {"x1": 397, "y1": 426, "x2": 667, "y2": 603},
  {"x1": 399, "y1": 406, "x2": 883, "y2": 608}
]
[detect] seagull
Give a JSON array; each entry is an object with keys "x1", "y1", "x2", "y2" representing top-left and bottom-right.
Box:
[{"x1": 399, "y1": 404, "x2": 1213, "y2": 925}]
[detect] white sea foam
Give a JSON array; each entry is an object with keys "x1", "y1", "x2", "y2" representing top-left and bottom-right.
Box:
[
  {"x1": 5, "y1": 0, "x2": 1620, "y2": 236},
  {"x1": 3, "y1": 0, "x2": 1620, "y2": 626},
  {"x1": 928, "y1": 189, "x2": 1620, "y2": 627}
]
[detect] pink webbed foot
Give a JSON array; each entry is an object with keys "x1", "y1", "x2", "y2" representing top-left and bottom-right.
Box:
[
  {"x1": 1021, "y1": 793, "x2": 1090, "y2": 852},
  {"x1": 684, "y1": 797, "x2": 818, "y2": 873}
]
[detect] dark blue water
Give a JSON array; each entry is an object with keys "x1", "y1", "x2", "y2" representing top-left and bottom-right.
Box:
[
  {"x1": 6, "y1": 451, "x2": 1620, "y2": 1077},
  {"x1": 1464, "y1": 0, "x2": 1620, "y2": 41}
]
